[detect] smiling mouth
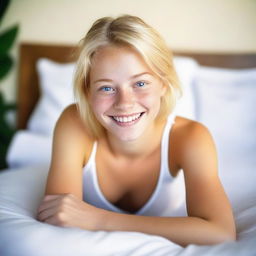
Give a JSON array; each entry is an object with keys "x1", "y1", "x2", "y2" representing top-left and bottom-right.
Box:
[{"x1": 110, "y1": 112, "x2": 145, "y2": 124}]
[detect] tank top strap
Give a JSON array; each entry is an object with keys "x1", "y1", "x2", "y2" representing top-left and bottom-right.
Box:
[
  {"x1": 83, "y1": 141, "x2": 97, "y2": 171},
  {"x1": 161, "y1": 112, "x2": 176, "y2": 177}
]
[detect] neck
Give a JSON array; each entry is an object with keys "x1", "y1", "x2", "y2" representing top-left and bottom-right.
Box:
[{"x1": 104, "y1": 119, "x2": 166, "y2": 159}]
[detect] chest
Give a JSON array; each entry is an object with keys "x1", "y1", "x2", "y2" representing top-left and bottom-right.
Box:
[{"x1": 95, "y1": 145, "x2": 174, "y2": 213}]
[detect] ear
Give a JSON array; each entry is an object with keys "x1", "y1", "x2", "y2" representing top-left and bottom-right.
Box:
[{"x1": 160, "y1": 82, "x2": 167, "y2": 97}]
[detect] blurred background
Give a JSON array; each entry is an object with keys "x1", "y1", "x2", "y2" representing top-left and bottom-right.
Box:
[
  {"x1": 0, "y1": 0, "x2": 256, "y2": 169},
  {"x1": 1, "y1": 0, "x2": 256, "y2": 103}
]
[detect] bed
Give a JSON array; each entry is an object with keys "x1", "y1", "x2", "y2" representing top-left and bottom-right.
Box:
[{"x1": 0, "y1": 42, "x2": 256, "y2": 256}]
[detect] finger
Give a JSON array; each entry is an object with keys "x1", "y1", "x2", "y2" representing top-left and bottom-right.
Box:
[
  {"x1": 37, "y1": 205, "x2": 58, "y2": 222},
  {"x1": 37, "y1": 196, "x2": 62, "y2": 214},
  {"x1": 37, "y1": 194, "x2": 75, "y2": 215},
  {"x1": 43, "y1": 194, "x2": 63, "y2": 202},
  {"x1": 42, "y1": 211, "x2": 68, "y2": 227},
  {"x1": 43, "y1": 193, "x2": 76, "y2": 203}
]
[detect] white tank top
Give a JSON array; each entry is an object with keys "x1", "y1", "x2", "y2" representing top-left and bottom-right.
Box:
[{"x1": 83, "y1": 113, "x2": 187, "y2": 217}]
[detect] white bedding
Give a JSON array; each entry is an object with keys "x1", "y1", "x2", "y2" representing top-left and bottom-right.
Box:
[
  {"x1": 1, "y1": 58, "x2": 256, "y2": 255},
  {"x1": 0, "y1": 164, "x2": 256, "y2": 256}
]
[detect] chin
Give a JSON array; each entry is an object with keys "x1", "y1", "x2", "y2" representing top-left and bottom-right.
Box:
[{"x1": 111, "y1": 129, "x2": 143, "y2": 142}]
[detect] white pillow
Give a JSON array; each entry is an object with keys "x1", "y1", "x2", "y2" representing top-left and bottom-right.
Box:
[
  {"x1": 194, "y1": 67, "x2": 256, "y2": 210},
  {"x1": 173, "y1": 57, "x2": 198, "y2": 120},
  {"x1": 6, "y1": 131, "x2": 52, "y2": 168},
  {"x1": 27, "y1": 59, "x2": 75, "y2": 136}
]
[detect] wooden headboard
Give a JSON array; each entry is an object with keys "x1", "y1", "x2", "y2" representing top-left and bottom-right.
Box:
[{"x1": 17, "y1": 42, "x2": 256, "y2": 129}]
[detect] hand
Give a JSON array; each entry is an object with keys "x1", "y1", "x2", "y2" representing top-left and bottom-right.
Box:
[{"x1": 37, "y1": 193, "x2": 104, "y2": 230}]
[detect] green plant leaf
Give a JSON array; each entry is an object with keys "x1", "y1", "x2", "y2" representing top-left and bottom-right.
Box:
[
  {"x1": 0, "y1": 91, "x2": 4, "y2": 104},
  {"x1": 0, "y1": 55, "x2": 12, "y2": 80},
  {"x1": 0, "y1": 25, "x2": 19, "y2": 57},
  {"x1": 5, "y1": 102, "x2": 16, "y2": 110},
  {"x1": 0, "y1": 0, "x2": 10, "y2": 23}
]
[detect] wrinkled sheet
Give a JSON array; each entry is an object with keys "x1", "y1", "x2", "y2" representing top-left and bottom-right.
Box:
[{"x1": 0, "y1": 165, "x2": 256, "y2": 256}]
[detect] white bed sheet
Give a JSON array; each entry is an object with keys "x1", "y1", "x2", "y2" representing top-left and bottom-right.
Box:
[{"x1": 0, "y1": 164, "x2": 256, "y2": 256}]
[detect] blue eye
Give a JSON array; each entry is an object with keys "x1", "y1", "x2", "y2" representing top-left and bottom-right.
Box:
[
  {"x1": 100, "y1": 86, "x2": 114, "y2": 92},
  {"x1": 136, "y1": 81, "x2": 146, "y2": 87}
]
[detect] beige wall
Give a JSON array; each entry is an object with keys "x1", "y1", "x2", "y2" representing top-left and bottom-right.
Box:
[{"x1": 1, "y1": 0, "x2": 256, "y2": 102}]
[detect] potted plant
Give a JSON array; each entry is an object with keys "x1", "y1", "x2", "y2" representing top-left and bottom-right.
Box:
[{"x1": 0, "y1": 0, "x2": 19, "y2": 170}]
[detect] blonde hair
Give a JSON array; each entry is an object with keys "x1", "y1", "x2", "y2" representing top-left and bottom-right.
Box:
[{"x1": 74, "y1": 15, "x2": 182, "y2": 138}]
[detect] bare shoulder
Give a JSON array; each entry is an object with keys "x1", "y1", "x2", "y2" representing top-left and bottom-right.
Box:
[
  {"x1": 57, "y1": 104, "x2": 84, "y2": 129},
  {"x1": 173, "y1": 116, "x2": 214, "y2": 144},
  {"x1": 53, "y1": 104, "x2": 94, "y2": 164},
  {"x1": 56, "y1": 104, "x2": 91, "y2": 138},
  {"x1": 170, "y1": 116, "x2": 217, "y2": 173}
]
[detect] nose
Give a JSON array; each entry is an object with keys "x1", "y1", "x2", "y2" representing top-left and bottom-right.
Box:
[{"x1": 114, "y1": 88, "x2": 135, "y2": 110}]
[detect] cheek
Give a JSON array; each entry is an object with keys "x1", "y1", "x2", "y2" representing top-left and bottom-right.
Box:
[
  {"x1": 139, "y1": 90, "x2": 163, "y2": 108},
  {"x1": 89, "y1": 95, "x2": 114, "y2": 116}
]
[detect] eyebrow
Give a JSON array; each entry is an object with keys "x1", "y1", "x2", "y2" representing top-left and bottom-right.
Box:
[{"x1": 93, "y1": 72, "x2": 153, "y2": 84}]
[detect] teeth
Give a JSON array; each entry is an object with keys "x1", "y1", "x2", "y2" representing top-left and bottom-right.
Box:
[{"x1": 112, "y1": 113, "x2": 141, "y2": 123}]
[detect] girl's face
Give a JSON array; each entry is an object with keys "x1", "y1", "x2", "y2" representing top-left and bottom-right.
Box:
[{"x1": 89, "y1": 45, "x2": 166, "y2": 142}]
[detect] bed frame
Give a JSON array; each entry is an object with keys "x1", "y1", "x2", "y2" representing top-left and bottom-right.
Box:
[{"x1": 17, "y1": 42, "x2": 256, "y2": 130}]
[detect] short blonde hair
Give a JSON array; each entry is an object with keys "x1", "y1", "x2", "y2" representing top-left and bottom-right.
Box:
[{"x1": 74, "y1": 15, "x2": 182, "y2": 138}]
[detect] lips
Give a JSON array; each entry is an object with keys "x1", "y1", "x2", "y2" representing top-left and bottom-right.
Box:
[{"x1": 110, "y1": 112, "x2": 144, "y2": 124}]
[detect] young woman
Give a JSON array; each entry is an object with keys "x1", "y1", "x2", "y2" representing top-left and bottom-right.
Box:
[{"x1": 37, "y1": 15, "x2": 236, "y2": 246}]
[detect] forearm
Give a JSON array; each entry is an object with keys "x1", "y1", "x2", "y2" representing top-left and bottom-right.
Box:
[
  {"x1": 37, "y1": 193, "x2": 235, "y2": 246},
  {"x1": 100, "y1": 211, "x2": 235, "y2": 246}
]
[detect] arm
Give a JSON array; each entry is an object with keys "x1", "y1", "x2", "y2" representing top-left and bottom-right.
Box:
[
  {"x1": 37, "y1": 104, "x2": 99, "y2": 227},
  {"x1": 37, "y1": 104, "x2": 108, "y2": 229},
  {"x1": 44, "y1": 104, "x2": 91, "y2": 199}
]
